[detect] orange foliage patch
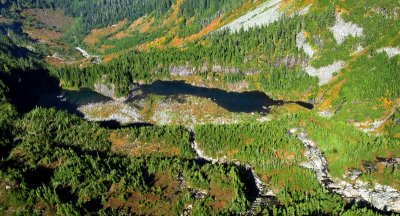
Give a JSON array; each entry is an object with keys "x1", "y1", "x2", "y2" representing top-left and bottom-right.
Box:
[
  {"x1": 169, "y1": 36, "x2": 185, "y2": 47},
  {"x1": 44, "y1": 56, "x2": 64, "y2": 66},
  {"x1": 274, "y1": 149, "x2": 295, "y2": 161},
  {"x1": 279, "y1": 0, "x2": 293, "y2": 10},
  {"x1": 304, "y1": 0, "x2": 315, "y2": 5},
  {"x1": 164, "y1": 0, "x2": 183, "y2": 25},
  {"x1": 187, "y1": 17, "x2": 223, "y2": 42},
  {"x1": 102, "y1": 54, "x2": 116, "y2": 63},
  {"x1": 109, "y1": 131, "x2": 130, "y2": 148},
  {"x1": 335, "y1": 5, "x2": 349, "y2": 15},
  {"x1": 281, "y1": 0, "x2": 314, "y2": 15},
  {"x1": 129, "y1": 17, "x2": 145, "y2": 30},
  {"x1": 209, "y1": 182, "x2": 234, "y2": 210},
  {"x1": 138, "y1": 17, "x2": 154, "y2": 33},
  {"x1": 318, "y1": 79, "x2": 346, "y2": 110},
  {"x1": 147, "y1": 36, "x2": 167, "y2": 49},
  {"x1": 102, "y1": 46, "x2": 137, "y2": 62},
  {"x1": 382, "y1": 97, "x2": 394, "y2": 111},
  {"x1": 227, "y1": 149, "x2": 239, "y2": 157},
  {"x1": 110, "y1": 31, "x2": 130, "y2": 40},
  {"x1": 98, "y1": 44, "x2": 115, "y2": 54},
  {"x1": 109, "y1": 131, "x2": 181, "y2": 157},
  {"x1": 153, "y1": 171, "x2": 180, "y2": 197},
  {"x1": 167, "y1": 0, "x2": 264, "y2": 48},
  {"x1": 84, "y1": 19, "x2": 128, "y2": 47},
  {"x1": 92, "y1": 0, "x2": 265, "y2": 56},
  {"x1": 222, "y1": 0, "x2": 263, "y2": 25},
  {"x1": 0, "y1": 17, "x2": 11, "y2": 24}
]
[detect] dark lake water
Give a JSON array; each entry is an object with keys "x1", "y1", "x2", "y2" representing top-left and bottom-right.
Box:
[
  {"x1": 130, "y1": 80, "x2": 313, "y2": 113},
  {"x1": 39, "y1": 88, "x2": 113, "y2": 115},
  {"x1": 39, "y1": 81, "x2": 313, "y2": 116}
]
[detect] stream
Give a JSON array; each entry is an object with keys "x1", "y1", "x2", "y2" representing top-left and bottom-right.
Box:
[
  {"x1": 35, "y1": 80, "x2": 400, "y2": 214},
  {"x1": 76, "y1": 47, "x2": 101, "y2": 64},
  {"x1": 35, "y1": 82, "x2": 400, "y2": 214},
  {"x1": 190, "y1": 128, "x2": 400, "y2": 214},
  {"x1": 189, "y1": 131, "x2": 276, "y2": 215}
]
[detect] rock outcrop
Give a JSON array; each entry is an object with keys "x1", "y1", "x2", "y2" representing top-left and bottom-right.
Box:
[
  {"x1": 78, "y1": 101, "x2": 140, "y2": 124},
  {"x1": 75, "y1": 47, "x2": 101, "y2": 64},
  {"x1": 169, "y1": 63, "x2": 251, "y2": 76},
  {"x1": 94, "y1": 83, "x2": 116, "y2": 99},
  {"x1": 377, "y1": 46, "x2": 400, "y2": 58},
  {"x1": 170, "y1": 65, "x2": 194, "y2": 77},
  {"x1": 290, "y1": 128, "x2": 400, "y2": 213},
  {"x1": 211, "y1": 65, "x2": 240, "y2": 74},
  {"x1": 330, "y1": 14, "x2": 364, "y2": 45},
  {"x1": 305, "y1": 61, "x2": 345, "y2": 86},
  {"x1": 296, "y1": 31, "x2": 316, "y2": 58},
  {"x1": 220, "y1": 0, "x2": 282, "y2": 33}
]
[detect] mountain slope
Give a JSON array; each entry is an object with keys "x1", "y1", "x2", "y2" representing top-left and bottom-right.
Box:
[{"x1": 0, "y1": 0, "x2": 399, "y2": 215}]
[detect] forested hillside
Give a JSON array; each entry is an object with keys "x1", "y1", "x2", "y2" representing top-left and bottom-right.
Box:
[
  {"x1": 2, "y1": 0, "x2": 174, "y2": 29},
  {"x1": 0, "y1": 0, "x2": 399, "y2": 215}
]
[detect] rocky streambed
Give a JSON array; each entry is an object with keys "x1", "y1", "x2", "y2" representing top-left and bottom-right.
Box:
[
  {"x1": 191, "y1": 128, "x2": 400, "y2": 215},
  {"x1": 189, "y1": 131, "x2": 276, "y2": 215},
  {"x1": 289, "y1": 128, "x2": 400, "y2": 213},
  {"x1": 76, "y1": 47, "x2": 101, "y2": 64}
]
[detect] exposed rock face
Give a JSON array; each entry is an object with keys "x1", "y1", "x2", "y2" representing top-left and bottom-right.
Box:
[
  {"x1": 191, "y1": 140, "x2": 224, "y2": 164},
  {"x1": 353, "y1": 44, "x2": 364, "y2": 54},
  {"x1": 200, "y1": 62, "x2": 210, "y2": 72},
  {"x1": 377, "y1": 46, "x2": 400, "y2": 58},
  {"x1": 170, "y1": 63, "x2": 251, "y2": 76},
  {"x1": 290, "y1": 128, "x2": 400, "y2": 213},
  {"x1": 371, "y1": 6, "x2": 399, "y2": 19},
  {"x1": 275, "y1": 56, "x2": 307, "y2": 68},
  {"x1": 373, "y1": 6, "x2": 390, "y2": 18},
  {"x1": 305, "y1": 61, "x2": 345, "y2": 86},
  {"x1": 312, "y1": 35, "x2": 324, "y2": 50},
  {"x1": 220, "y1": 0, "x2": 282, "y2": 33},
  {"x1": 362, "y1": 161, "x2": 377, "y2": 174},
  {"x1": 170, "y1": 65, "x2": 194, "y2": 77},
  {"x1": 376, "y1": 157, "x2": 400, "y2": 170},
  {"x1": 296, "y1": 31, "x2": 316, "y2": 58},
  {"x1": 95, "y1": 83, "x2": 116, "y2": 98},
  {"x1": 243, "y1": 68, "x2": 259, "y2": 76},
  {"x1": 212, "y1": 65, "x2": 240, "y2": 74},
  {"x1": 343, "y1": 169, "x2": 363, "y2": 181},
  {"x1": 298, "y1": 4, "x2": 312, "y2": 15},
  {"x1": 354, "y1": 106, "x2": 398, "y2": 133},
  {"x1": 177, "y1": 172, "x2": 187, "y2": 190},
  {"x1": 189, "y1": 188, "x2": 208, "y2": 199},
  {"x1": 330, "y1": 14, "x2": 364, "y2": 45},
  {"x1": 318, "y1": 110, "x2": 334, "y2": 118}
]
